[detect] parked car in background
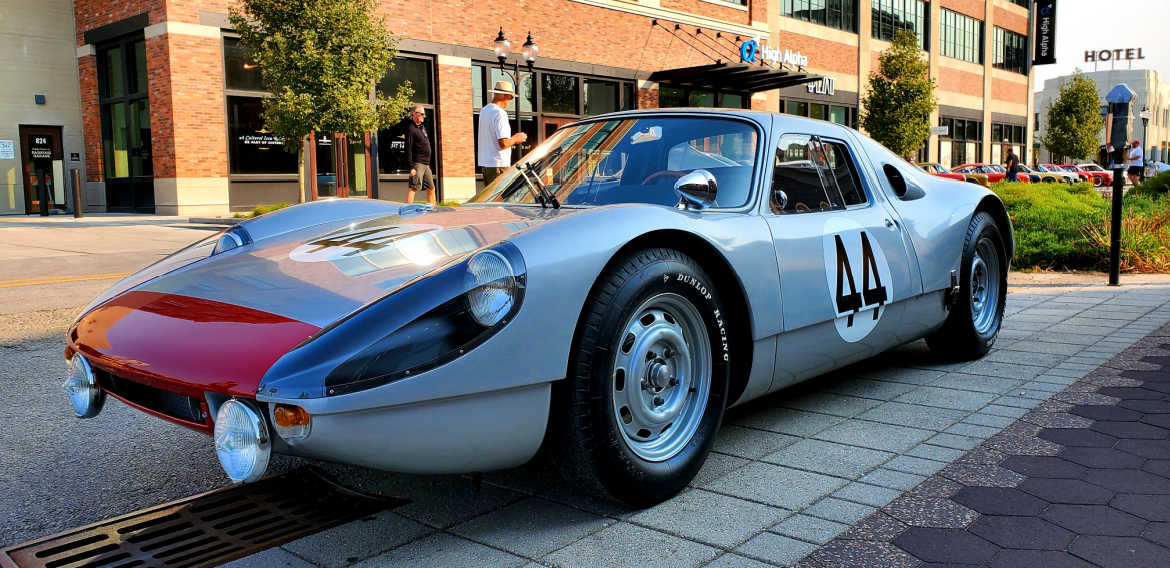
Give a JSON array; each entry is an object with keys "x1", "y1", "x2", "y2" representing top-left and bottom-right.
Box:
[
  {"x1": 1145, "y1": 161, "x2": 1170, "y2": 177},
  {"x1": 953, "y1": 163, "x2": 1028, "y2": 183},
  {"x1": 61, "y1": 109, "x2": 1014, "y2": 506},
  {"x1": 1015, "y1": 164, "x2": 1068, "y2": 184},
  {"x1": 1052, "y1": 164, "x2": 1111, "y2": 186},
  {"x1": 1036, "y1": 164, "x2": 1082, "y2": 184},
  {"x1": 917, "y1": 162, "x2": 990, "y2": 186}
]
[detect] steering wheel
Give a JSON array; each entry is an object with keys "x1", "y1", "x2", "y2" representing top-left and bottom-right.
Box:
[{"x1": 640, "y1": 170, "x2": 687, "y2": 186}]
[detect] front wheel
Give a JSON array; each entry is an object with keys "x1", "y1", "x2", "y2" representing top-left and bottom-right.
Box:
[
  {"x1": 558, "y1": 248, "x2": 729, "y2": 506},
  {"x1": 927, "y1": 212, "x2": 1008, "y2": 360}
]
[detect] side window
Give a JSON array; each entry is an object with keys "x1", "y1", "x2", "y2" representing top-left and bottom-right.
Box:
[
  {"x1": 820, "y1": 140, "x2": 866, "y2": 206},
  {"x1": 772, "y1": 134, "x2": 831, "y2": 214}
]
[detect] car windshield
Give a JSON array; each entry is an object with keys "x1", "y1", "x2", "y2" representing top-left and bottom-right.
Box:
[
  {"x1": 1081, "y1": 164, "x2": 1102, "y2": 171},
  {"x1": 987, "y1": 165, "x2": 1006, "y2": 173},
  {"x1": 1061, "y1": 165, "x2": 1078, "y2": 172},
  {"x1": 469, "y1": 116, "x2": 759, "y2": 208}
]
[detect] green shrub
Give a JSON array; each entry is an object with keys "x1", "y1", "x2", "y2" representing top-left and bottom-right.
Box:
[
  {"x1": 249, "y1": 202, "x2": 293, "y2": 217},
  {"x1": 1131, "y1": 170, "x2": 1170, "y2": 197},
  {"x1": 991, "y1": 182, "x2": 1170, "y2": 271}
]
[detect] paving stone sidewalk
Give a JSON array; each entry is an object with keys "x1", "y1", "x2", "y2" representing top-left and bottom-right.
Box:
[
  {"x1": 223, "y1": 276, "x2": 1170, "y2": 568},
  {"x1": 798, "y1": 321, "x2": 1170, "y2": 568}
]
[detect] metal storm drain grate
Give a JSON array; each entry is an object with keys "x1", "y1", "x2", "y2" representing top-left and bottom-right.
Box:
[{"x1": 1, "y1": 468, "x2": 405, "y2": 568}]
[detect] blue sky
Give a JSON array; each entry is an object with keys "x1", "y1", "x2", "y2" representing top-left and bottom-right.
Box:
[{"x1": 1032, "y1": 0, "x2": 1168, "y2": 92}]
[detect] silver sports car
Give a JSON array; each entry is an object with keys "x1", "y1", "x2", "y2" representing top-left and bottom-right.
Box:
[{"x1": 63, "y1": 109, "x2": 1012, "y2": 505}]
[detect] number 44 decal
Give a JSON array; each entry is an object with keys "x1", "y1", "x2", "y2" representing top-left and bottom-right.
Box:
[{"x1": 833, "y1": 231, "x2": 888, "y2": 327}]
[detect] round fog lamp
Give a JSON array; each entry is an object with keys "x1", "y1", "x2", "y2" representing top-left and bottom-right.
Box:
[
  {"x1": 467, "y1": 250, "x2": 516, "y2": 327},
  {"x1": 214, "y1": 399, "x2": 271, "y2": 483},
  {"x1": 63, "y1": 355, "x2": 105, "y2": 418}
]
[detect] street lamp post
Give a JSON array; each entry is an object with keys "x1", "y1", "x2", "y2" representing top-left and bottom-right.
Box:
[
  {"x1": 493, "y1": 29, "x2": 538, "y2": 144},
  {"x1": 1140, "y1": 105, "x2": 1152, "y2": 180}
]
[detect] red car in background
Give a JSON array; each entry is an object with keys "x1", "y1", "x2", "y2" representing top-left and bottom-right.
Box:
[
  {"x1": 953, "y1": 163, "x2": 1029, "y2": 183},
  {"x1": 1043, "y1": 163, "x2": 1112, "y2": 187}
]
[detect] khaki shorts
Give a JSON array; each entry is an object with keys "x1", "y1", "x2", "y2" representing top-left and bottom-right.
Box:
[
  {"x1": 409, "y1": 163, "x2": 434, "y2": 190},
  {"x1": 482, "y1": 166, "x2": 506, "y2": 187}
]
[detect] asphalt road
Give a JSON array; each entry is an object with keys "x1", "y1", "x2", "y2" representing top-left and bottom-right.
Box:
[{"x1": 0, "y1": 220, "x2": 235, "y2": 547}]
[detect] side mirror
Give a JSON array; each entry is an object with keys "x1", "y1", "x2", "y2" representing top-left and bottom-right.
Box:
[{"x1": 674, "y1": 169, "x2": 718, "y2": 210}]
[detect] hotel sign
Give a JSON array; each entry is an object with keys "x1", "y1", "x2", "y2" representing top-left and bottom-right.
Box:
[
  {"x1": 1033, "y1": 0, "x2": 1056, "y2": 66},
  {"x1": 1084, "y1": 48, "x2": 1147, "y2": 63}
]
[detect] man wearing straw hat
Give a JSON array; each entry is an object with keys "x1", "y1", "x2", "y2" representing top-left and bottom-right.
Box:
[{"x1": 478, "y1": 80, "x2": 528, "y2": 186}]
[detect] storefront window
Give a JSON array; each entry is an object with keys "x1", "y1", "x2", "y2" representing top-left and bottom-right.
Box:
[
  {"x1": 781, "y1": 100, "x2": 857, "y2": 128},
  {"x1": 489, "y1": 68, "x2": 535, "y2": 113},
  {"x1": 939, "y1": 117, "x2": 983, "y2": 168},
  {"x1": 378, "y1": 57, "x2": 432, "y2": 103},
  {"x1": 227, "y1": 96, "x2": 298, "y2": 175},
  {"x1": 224, "y1": 38, "x2": 265, "y2": 92},
  {"x1": 689, "y1": 90, "x2": 716, "y2": 107},
  {"x1": 872, "y1": 0, "x2": 927, "y2": 49},
  {"x1": 941, "y1": 9, "x2": 984, "y2": 64},
  {"x1": 991, "y1": 122, "x2": 1026, "y2": 165},
  {"x1": 584, "y1": 79, "x2": 619, "y2": 115},
  {"x1": 782, "y1": 0, "x2": 858, "y2": 33},
  {"x1": 542, "y1": 74, "x2": 579, "y2": 114},
  {"x1": 786, "y1": 100, "x2": 808, "y2": 116},
  {"x1": 378, "y1": 56, "x2": 436, "y2": 175}
]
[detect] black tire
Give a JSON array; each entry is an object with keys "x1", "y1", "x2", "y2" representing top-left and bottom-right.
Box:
[
  {"x1": 557, "y1": 248, "x2": 730, "y2": 506},
  {"x1": 926, "y1": 212, "x2": 1008, "y2": 360}
]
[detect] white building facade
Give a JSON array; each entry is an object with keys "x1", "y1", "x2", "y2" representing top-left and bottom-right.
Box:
[{"x1": 1034, "y1": 69, "x2": 1170, "y2": 165}]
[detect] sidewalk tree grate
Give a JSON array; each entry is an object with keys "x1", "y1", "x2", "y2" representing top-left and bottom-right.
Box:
[{"x1": 0, "y1": 468, "x2": 405, "y2": 568}]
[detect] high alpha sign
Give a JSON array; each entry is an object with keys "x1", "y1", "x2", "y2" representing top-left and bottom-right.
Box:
[{"x1": 1033, "y1": 0, "x2": 1056, "y2": 66}]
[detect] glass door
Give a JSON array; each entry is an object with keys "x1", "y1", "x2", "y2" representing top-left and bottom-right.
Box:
[
  {"x1": 97, "y1": 35, "x2": 153, "y2": 212},
  {"x1": 314, "y1": 134, "x2": 338, "y2": 198},
  {"x1": 19, "y1": 126, "x2": 65, "y2": 214}
]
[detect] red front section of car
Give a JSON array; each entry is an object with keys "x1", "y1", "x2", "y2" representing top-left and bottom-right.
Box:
[
  {"x1": 66, "y1": 291, "x2": 320, "y2": 433},
  {"x1": 954, "y1": 164, "x2": 1006, "y2": 183}
]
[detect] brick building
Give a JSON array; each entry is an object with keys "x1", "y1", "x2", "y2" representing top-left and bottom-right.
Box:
[{"x1": 58, "y1": 0, "x2": 1037, "y2": 215}]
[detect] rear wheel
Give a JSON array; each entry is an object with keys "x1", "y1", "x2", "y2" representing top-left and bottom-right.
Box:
[
  {"x1": 927, "y1": 212, "x2": 1007, "y2": 360},
  {"x1": 558, "y1": 248, "x2": 729, "y2": 506}
]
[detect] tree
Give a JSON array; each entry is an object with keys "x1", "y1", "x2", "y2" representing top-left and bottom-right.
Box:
[
  {"x1": 860, "y1": 29, "x2": 937, "y2": 158},
  {"x1": 230, "y1": 0, "x2": 413, "y2": 202},
  {"x1": 1042, "y1": 71, "x2": 1103, "y2": 163}
]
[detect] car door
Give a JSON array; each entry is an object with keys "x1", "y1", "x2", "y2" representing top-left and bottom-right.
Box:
[{"x1": 763, "y1": 129, "x2": 917, "y2": 392}]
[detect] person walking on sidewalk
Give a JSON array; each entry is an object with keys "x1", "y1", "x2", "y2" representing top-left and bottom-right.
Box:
[
  {"x1": 477, "y1": 81, "x2": 527, "y2": 187},
  {"x1": 1002, "y1": 147, "x2": 1020, "y2": 182},
  {"x1": 398, "y1": 104, "x2": 435, "y2": 205},
  {"x1": 1126, "y1": 140, "x2": 1145, "y2": 186}
]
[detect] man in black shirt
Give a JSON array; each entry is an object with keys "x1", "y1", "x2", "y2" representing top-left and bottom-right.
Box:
[
  {"x1": 1002, "y1": 147, "x2": 1020, "y2": 182},
  {"x1": 399, "y1": 104, "x2": 435, "y2": 205}
]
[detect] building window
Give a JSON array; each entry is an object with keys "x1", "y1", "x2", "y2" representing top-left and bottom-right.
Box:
[
  {"x1": 377, "y1": 56, "x2": 436, "y2": 175},
  {"x1": 781, "y1": 99, "x2": 857, "y2": 128},
  {"x1": 993, "y1": 27, "x2": 1027, "y2": 74},
  {"x1": 938, "y1": 117, "x2": 983, "y2": 168},
  {"x1": 991, "y1": 122, "x2": 1026, "y2": 165},
  {"x1": 471, "y1": 64, "x2": 637, "y2": 173},
  {"x1": 658, "y1": 86, "x2": 748, "y2": 109},
  {"x1": 1034, "y1": 113, "x2": 1040, "y2": 130},
  {"x1": 871, "y1": 0, "x2": 927, "y2": 50},
  {"x1": 224, "y1": 37, "x2": 265, "y2": 92},
  {"x1": 940, "y1": 9, "x2": 984, "y2": 64},
  {"x1": 781, "y1": 0, "x2": 858, "y2": 33}
]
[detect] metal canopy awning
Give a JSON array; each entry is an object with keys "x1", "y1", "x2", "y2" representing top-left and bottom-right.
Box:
[{"x1": 648, "y1": 62, "x2": 821, "y2": 93}]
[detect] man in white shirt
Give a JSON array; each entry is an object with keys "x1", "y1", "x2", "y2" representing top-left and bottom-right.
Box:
[
  {"x1": 478, "y1": 80, "x2": 527, "y2": 186},
  {"x1": 1126, "y1": 139, "x2": 1145, "y2": 186}
]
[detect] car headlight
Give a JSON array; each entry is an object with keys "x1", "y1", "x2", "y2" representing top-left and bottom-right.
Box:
[
  {"x1": 62, "y1": 354, "x2": 105, "y2": 418},
  {"x1": 259, "y1": 242, "x2": 526, "y2": 398},
  {"x1": 214, "y1": 399, "x2": 271, "y2": 483},
  {"x1": 466, "y1": 250, "x2": 517, "y2": 327}
]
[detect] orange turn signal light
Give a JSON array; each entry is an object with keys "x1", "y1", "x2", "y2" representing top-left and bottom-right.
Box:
[{"x1": 273, "y1": 404, "x2": 310, "y2": 428}]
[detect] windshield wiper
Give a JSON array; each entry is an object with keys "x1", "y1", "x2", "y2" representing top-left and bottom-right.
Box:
[{"x1": 519, "y1": 162, "x2": 560, "y2": 209}]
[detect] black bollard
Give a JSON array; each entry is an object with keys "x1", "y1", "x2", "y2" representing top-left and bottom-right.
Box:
[{"x1": 1104, "y1": 84, "x2": 1136, "y2": 286}]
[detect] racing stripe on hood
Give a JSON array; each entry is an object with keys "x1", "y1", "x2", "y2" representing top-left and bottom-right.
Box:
[{"x1": 69, "y1": 291, "x2": 320, "y2": 397}]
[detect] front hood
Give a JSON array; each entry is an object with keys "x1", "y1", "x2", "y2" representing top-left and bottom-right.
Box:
[{"x1": 124, "y1": 203, "x2": 573, "y2": 328}]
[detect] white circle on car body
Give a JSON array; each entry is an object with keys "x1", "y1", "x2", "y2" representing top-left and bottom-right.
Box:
[{"x1": 822, "y1": 217, "x2": 894, "y2": 343}]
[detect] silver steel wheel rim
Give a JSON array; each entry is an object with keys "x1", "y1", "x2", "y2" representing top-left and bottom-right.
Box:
[
  {"x1": 611, "y1": 293, "x2": 711, "y2": 462},
  {"x1": 970, "y1": 237, "x2": 1001, "y2": 335}
]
